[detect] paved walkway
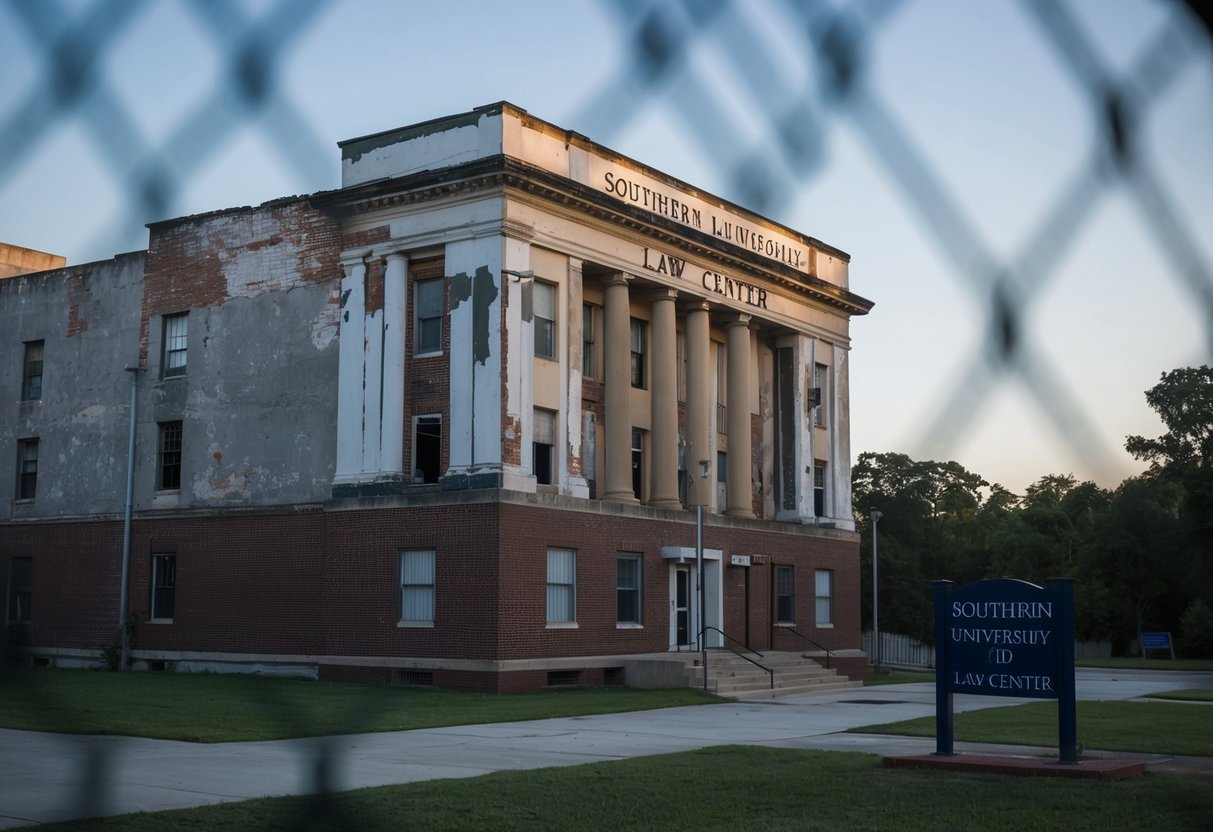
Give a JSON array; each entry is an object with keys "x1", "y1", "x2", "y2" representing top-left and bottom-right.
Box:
[{"x1": 1, "y1": 668, "x2": 1210, "y2": 828}]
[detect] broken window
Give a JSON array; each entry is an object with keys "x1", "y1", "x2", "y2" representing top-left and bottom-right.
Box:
[
  {"x1": 158, "y1": 422, "x2": 182, "y2": 491},
  {"x1": 162, "y1": 313, "x2": 188, "y2": 378},
  {"x1": 21, "y1": 341, "x2": 43, "y2": 400},
  {"x1": 533, "y1": 408, "x2": 556, "y2": 485}
]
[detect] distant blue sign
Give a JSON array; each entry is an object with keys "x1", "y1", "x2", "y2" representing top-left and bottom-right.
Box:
[{"x1": 1140, "y1": 632, "x2": 1172, "y2": 650}]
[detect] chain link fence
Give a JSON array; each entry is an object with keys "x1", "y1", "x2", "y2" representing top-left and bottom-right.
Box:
[{"x1": 2, "y1": 0, "x2": 1211, "y2": 824}]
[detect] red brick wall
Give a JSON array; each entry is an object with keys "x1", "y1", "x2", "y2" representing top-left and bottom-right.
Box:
[
  {"x1": 4, "y1": 501, "x2": 861, "y2": 685},
  {"x1": 140, "y1": 199, "x2": 341, "y2": 364}
]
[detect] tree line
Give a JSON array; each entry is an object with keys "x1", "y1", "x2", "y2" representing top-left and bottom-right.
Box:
[{"x1": 853, "y1": 366, "x2": 1213, "y2": 657}]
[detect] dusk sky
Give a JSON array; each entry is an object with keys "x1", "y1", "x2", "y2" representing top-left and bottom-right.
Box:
[{"x1": 2, "y1": 0, "x2": 1209, "y2": 495}]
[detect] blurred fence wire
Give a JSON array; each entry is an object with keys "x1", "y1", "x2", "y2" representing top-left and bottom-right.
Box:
[{"x1": 1, "y1": 0, "x2": 1211, "y2": 824}]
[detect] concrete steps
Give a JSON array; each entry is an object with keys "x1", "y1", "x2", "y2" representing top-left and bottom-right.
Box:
[{"x1": 695, "y1": 650, "x2": 861, "y2": 700}]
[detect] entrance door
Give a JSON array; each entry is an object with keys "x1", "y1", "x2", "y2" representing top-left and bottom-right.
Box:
[{"x1": 674, "y1": 566, "x2": 691, "y2": 647}]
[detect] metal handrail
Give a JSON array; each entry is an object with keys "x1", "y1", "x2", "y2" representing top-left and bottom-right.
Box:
[
  {"x1": 778, "y1": 627, "x2": 834, "y2": 669},
  {"x1": 701, "y1": 626, "x2": 774, "y2": 690}
]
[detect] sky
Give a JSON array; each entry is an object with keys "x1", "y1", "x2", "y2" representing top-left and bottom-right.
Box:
[{"x1": 2, "y1": 0, "x2": 1210, "y2": 496}]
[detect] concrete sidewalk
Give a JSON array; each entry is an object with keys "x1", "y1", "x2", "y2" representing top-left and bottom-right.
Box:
[{"x1": 2, "y1": 669, "x2": 1210, "y2": 828}]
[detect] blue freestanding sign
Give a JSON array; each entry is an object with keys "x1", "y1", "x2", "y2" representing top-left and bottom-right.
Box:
[{"x1": 933, "y1": 578, "x2": 1077, "y2": 762}]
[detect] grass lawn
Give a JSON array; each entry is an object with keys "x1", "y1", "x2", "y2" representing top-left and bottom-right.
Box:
[
  {"x1": 1145, "y1": 688, "x2": 1213, "y2": 702},
  {"x1": 864, "y1": 669, "x2": 933, "y2": 686},
  {"x1": 0, "y1": 668, "x2": 718, "y2": 742},
  {"x1": 854, "y1": 699, "x2": 1213, "y2": 757},
  {"x1": 1076, "y1": 657, "x2": 1213, "y2": 671},
  {"x1": 28, "y1": 745, "x2": 1213, "y2": 832}
]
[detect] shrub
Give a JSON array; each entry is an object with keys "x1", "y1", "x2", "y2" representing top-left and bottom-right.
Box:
[{"x1": 1178, "y1": 599, "x2": 1213, "y2": 658}]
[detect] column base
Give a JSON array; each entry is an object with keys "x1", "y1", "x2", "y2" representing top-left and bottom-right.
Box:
[{"x1": 602, "y1": 491, "x2": 641, "y2": 505}]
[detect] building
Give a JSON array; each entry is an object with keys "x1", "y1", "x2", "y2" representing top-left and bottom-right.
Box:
[{"x1": 2, "y1": 103, "x2": 874, "y2": 691}]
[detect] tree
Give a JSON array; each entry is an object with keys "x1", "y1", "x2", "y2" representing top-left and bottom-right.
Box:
[{"x1": 1125, "y1": 366, "x2": 1213, "y2": 471}]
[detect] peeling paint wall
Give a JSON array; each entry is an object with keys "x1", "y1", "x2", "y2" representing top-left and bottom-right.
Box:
[
  {"x1": 139, "y1": 200, "x2": 342, "y2": 509},
  {"x1": 0, "y1": 253, "x2": 146, "y2": 519}
]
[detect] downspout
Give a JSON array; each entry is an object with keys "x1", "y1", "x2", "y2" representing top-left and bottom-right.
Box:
[{"x1": 119, "y1": 366, "x2": 143, "y2": 669}]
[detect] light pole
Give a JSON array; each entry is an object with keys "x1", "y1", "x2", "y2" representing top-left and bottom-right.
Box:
[
  {"x1": 870, "y1": 510, "x2": 883, "y2": 673},
  {"x1": 696, "y1": 458, "x2": 709, "y2": 691}
]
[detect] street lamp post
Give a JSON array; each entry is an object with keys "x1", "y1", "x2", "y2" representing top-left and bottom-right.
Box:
[
  {"x1": 871, "y1": 510, "x2": 883, "y2": 673},
  {"x1": 696, "y1": 459, "x2": 710, "y2": 691}
]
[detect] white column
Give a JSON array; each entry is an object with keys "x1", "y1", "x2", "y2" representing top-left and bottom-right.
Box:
[
  {"x1": 650, "y1": 289, "x2": 681, "y2": 508},
  {"x1": 725, "y1": 314, "x2": 754, "y2": 517},
  {"x1": 830, "y1": 345, "x2": 855, "y2": 531},
  {"x1": 603, "y1": 274, "x2": 637, "y2": 503},
  {"x1": 335, "y1": 258, "x2": 366, "y2": 483},
  {"x1": 684, "y1": 300, "x2": 712, "y2": 510},
  {"x1": 565, "y1": 258, "x2": 590, "y2": 498},
  {"x1": 362, "y1": 305, "x2": 383, "y2": 475},
  {"x1": 380, "y1": 253, "x2": 407, "y2": 478}
]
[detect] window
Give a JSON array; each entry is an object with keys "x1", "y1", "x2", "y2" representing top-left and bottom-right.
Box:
[
  {"x1": 7, "y1": 557, "x2": 32, "y2": 623},
  {"x1": 616, "y1": 554, "x2": 642, "y2": 625},
  {"x1": 162, "y1": 313, "x2": 188, "y2": 377},
  {"x1": 414, "y1": 278, "x2": 443, "y2": 354},
  {"x1": 158, "y1": 422, "x2": 183, "y2": 491},
  {"x1": 630, "y1": 318, "x2": 646, "y2": 388},
  {"x1": 534, "y1": 281, "x2": 556, "y2": 359},
  {"x1": 534, "y1": 408, "x2": 556, "y2": 485},
  {"x1": 413, "y1": 415, "x2": 441, "y2": 483},
  {"x1": 582, "y1": 303, "x2": 597, "y2": 378},
  {"x1": 16, "y1": 439, "x2": 38, "y2": 500},
  {"x1": 21, "y1": 341, "x2": 43, "y2": 400},
  {"x1": 546, "y1": 547, "x2": 576, "y2": 624},
  {"x1": 815, "y1": 569, "x2": 834, "y2": 626},
  {"x1": 400, "y1": 549, "x2": 435, "y2": 625},
  {"x1": 775, "y1": 565, "x2": 795, "y2": 625},
  {"x1": 150, "y1": 554, "x2": 176, "y2": 620},
  {"x1": 813, "y1": 362, "x2": 828, "y2": 427},
  {"x1": 631, "y1": 429, "x2": 644, "y2": 500},
  {"x1": 814, "y1": 461, "x2": 827, "y2": 517}
]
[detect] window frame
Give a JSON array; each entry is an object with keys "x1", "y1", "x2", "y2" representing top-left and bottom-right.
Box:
[
  {"x1": 413, "y1": 277, "x2": 444, "y2": 356},
  {"x1": 16, "y1": 438, "x2": 38, "y2": 500},
  {"x1": 630, "y1": 318, "x2": 647, "y2": 389},
  {"x1": 162, "y1": 313, "x2": 188, "y2": 378},
  {"x1": 150, "y1": 554, "x2": 176, "y2": 621},
  {"x1": 158, "y1": 421, "x2": 183, "y2": 491},
  {"x1": 533, "y1": 280, "x2": 556, "y2": 360},
  {"x1": 814, "y1": 461, "x2": 827, "y2": 517},
  {"x1": 616, "y1": 553, "x2": 643, "y2": 626},
  {"x1": 813, "y1": 362, "x2": 828, "y2": 428},
  {"x1": 815, "y1": 568, "x2": 834, "y2": 627},
  {"x1": 582, "y1": 303, "x2": 598, "y2": 379},
  {"x1": 546, "y1": 547, "x2": 577, "y2": 626},
  {"x1": 775, "y1": 565, "x2": 795, "y2": 625},
  {"x1": 21, "y1": 340, "x2": 44, "y2": 401},
  {"x1": 399, "y1": 548, "x2": 436, "y2": 627}
]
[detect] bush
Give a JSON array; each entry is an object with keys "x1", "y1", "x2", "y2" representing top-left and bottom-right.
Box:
[{"x1": 1178, "y1": 599, "x2": 1213, "y2": 658}]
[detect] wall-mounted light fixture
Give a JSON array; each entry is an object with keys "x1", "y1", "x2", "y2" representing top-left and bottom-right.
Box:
[{"x1": 501, "y1": 268, "x2": 535, "y2": 282}]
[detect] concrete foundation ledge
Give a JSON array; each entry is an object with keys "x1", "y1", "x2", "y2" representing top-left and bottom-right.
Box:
[{"x1": 882, "y1": 753, "x2": 1146, "y2": 781}]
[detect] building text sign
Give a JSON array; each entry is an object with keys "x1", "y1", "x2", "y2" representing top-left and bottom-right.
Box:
[{"x1": 932, "y1": 578, "x2": 1077, "y2": 762}]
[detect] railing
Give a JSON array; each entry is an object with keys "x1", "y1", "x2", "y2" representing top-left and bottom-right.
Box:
[
  {"x1": 701, "y1": 626, "x2": 774, "y2": 691},
  {"x1": 776, "y1": 627, "x2": 835, "y2": 669},
  {"x1": 861, "y1": 631, "x2": 936, "y2": 671}
]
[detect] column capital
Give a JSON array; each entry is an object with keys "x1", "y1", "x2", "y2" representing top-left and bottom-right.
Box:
[
  {"x1": 604, "y1": 272, "x2": 633, "y2": 288},
  {"x1": 650, "y1": 287, "x2": 679, "y2": 303},
  {"x1": 340, "y1": 254, "x2": 370, "y2": 273},
  {"x1": 726, "y1": 313, "x2": 753, "y2": 329},
  {"x1": 681, "y1": 297, "x2": 711, "y2": 314}
]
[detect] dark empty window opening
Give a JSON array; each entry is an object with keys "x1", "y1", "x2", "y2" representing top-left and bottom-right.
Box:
[
  {"x1": 414, "y1": 416, "x2": 441, "y2": 483},
  {"x1": 547, "y1": 669, "x2": 581, "y2": 688},
  {"x1": 396, "y1": 670, "x2": 435, "y2": 687}
]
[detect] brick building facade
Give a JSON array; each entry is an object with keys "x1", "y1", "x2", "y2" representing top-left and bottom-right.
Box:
[{"x1": 2, "y1": 103, "x2": 873, "y2": 691}]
